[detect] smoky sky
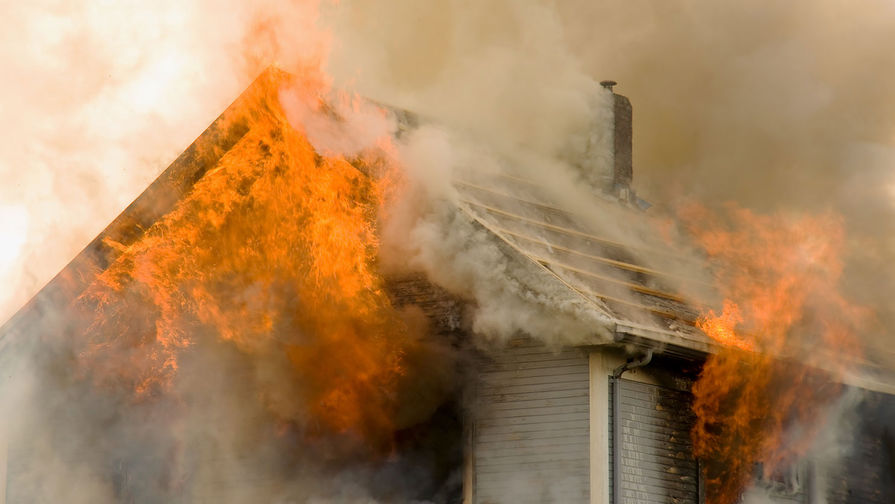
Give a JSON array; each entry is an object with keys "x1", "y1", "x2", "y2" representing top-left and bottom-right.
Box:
[
  {"x1": 4, "y1": 3, "x2": 895, "y2": 501},
  {"x1": 558, "y1": 0, "x2": 895, "y2": 354},
  {"x1": 5, "y1": 0, "x2": 895, "y2": 350},
  {"x1": 323, "y1": 0, "x2": 895, "y2": 360}
]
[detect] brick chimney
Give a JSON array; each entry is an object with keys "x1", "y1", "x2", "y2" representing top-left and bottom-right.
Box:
[{"x1": 599, "y1": 81, "x2": 645, "y2": 208}]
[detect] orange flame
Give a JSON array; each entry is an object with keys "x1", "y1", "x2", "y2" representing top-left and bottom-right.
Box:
[
  {"x1": 74, "y1": 69, "x2": 414, "y2": 447},
  {"x1": 697, "y1": 300, "x2": 754, "y2": 352},
  {"x1": 682, "y1": 203, "x2": 866, "y2": 503}
]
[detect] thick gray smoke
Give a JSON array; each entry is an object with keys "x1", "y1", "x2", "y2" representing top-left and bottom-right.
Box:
[
  {"x1": 11, "y1": 1, "x2": 892, "y2": 349},
  {"x1": 4, "y1": 1, "x2": 895, "y2": 502},
  {"x1": 555, "y1": 1, "x2": 895, "y2": 360},
  {"x1": 0, "y1": 0, "x2": 325, "y2": 324},
  {"x1": 324, "y1": 0, "x2": 895, "y2": 355},
  {"x1": 321, "y1": 1, "x2": 895, "y2": 500}
]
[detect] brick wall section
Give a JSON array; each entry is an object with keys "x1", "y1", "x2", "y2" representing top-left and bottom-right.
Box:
[
  {"x1": 385, "y1": 273, "x2": 467, "y2": 342},
  {"x1": 613, "y1": 94, "x2": 633, "y2": 188}
]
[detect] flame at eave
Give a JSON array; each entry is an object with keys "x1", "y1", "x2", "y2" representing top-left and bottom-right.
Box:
[
  {"x1": 682, "y1": 203, "x2": 869, "y2": 503},
  {"x1": 70, "y1": 69, "x2": 414, "y2": 449}
]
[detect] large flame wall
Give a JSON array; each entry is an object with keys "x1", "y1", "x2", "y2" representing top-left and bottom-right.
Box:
[
  {"x1": 71, "y1": 71, "x2": 422, "y2": 449},
  {"x1": 683, "y1": 204, "x2": 868, "y2": 503}
]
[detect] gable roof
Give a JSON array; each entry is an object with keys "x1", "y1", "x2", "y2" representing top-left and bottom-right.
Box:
[
  {"x1": 0, "y1": 67, "x2": 288, "y2": 348},
  {"x1": 3, "y1": 67, "x2": 895, "y2": 396},
  {"x1": 453, "y1": 171, "x2": 713, "y2": 358},
  {"x1": 450, "y1": 155, "x2": 895, "y2": 395}
]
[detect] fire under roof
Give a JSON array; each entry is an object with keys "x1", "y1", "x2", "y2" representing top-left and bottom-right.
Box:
[{"x1": 2, "y1": 67, "x2": 895, "y2": 396}]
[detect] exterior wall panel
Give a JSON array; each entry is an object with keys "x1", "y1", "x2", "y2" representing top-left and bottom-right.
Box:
[
  {"x1": 609, "y1": 378, "x2": 698, "y2": 504},
  {"x1": 473, "y1": 341, "x2": 590, "y2": 504}
]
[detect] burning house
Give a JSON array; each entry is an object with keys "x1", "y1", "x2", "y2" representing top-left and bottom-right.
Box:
[{"x1": 1, "y1": 66, "x2": 894, "y2": 504}]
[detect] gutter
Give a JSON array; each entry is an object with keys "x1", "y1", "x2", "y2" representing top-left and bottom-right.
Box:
[{"x1": 612, "y1": 320, "x2": 895, "y2": 396}]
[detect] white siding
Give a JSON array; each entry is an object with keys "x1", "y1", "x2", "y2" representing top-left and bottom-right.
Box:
[
  {"x1": 0, "y1": 424, "x2": 5, "y2": 504},
  {"x1": 609, "y1": 378, "x2": 699, "y2": 504},
  {"x1": 473, "y1": 340, "x2": 590, "y2": 504}
]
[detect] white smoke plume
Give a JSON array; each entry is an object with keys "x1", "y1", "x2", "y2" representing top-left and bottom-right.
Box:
[
  {"x1": 4, "y1": 1, "x2": 895, "y2": 502},
  {"x1": 0, "y1": 0, "x2": 325, "y2": 324},
  {"x1": 322, "y1": 0, "x2": 895, "y2": 346},
  {"x1": 5, "y1": 1, "x2": 895, "y2": 353},
  {"x1": 378, "y1": 124, "x2": 616, "y2": 348}
]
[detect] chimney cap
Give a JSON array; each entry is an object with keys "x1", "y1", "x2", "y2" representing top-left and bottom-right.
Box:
[{"x1": 600, "y1": 80, "x2": 618, "y2": 92}]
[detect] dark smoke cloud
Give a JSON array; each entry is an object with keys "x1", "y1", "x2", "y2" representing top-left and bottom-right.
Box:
[
  {"x1": 555, "y1": 0, "x2": 895, "y2": 363},
  {"x1": 324, "y1": 0, "x2": 895, "y2": 363},
  {"x1": 6, "y1": 1, "x2": 895, "y2": 501},
  {"x1": 322, "y1": 3, "x2": 895, "y2": 499}
]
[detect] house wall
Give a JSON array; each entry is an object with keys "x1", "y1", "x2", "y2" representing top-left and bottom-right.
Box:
[
  {"x1": 0, "y1": 423, "x2": 6, "y2": 504},
  {"x1": 467, "y1": 343, "x2": 700, "y2": 504},
  {"x1": 589, "y1": 349, "x2": 699, "y2": 504},
  {"x1": 822, "y1": 390, "x2": 895, "y2": 504},
  {"x1": 470, "y1": 339, "x2": 590, "y2": 504},
  {"x1": 472, "y1": 342, "x2": 895, "y2": 504},
  {"x1": 608, "y1": 378, "x2": 699, "y2": 503}
]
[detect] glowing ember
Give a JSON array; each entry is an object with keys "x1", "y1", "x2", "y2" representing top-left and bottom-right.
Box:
[
  {"x1": 74, "y1": 69, "x2": 413, "y2": 446},
  {"x1": 681, "y1": 203, "x2": 866, "y2": 503}
]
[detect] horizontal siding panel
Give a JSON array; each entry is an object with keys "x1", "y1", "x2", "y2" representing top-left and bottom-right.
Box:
[
  {"x1": 477, "y1": 471, "x2": 587, "y2": 483},
  {"x1": 619, "y1": 394, "x2": 696, "y2": 413},
  {"x1": 481, "y1": 394, "x2": 589, "y2": 412},
  {"x1": 480, "y1": 366, "x2": 589, "y2": 382},
  {"x1": 618, "y1": 475, "x2": 697, "y2": 494},
  {"x1": 475, "y1": 442, "x2": 589, "y2": 459},
  {"x1": 479, "y1": 429, "x2": 587, "y2": 446},
  {"x1": 477, "y1": 463, "x2": 588, "y2": 476},
  {"x1": 483, "y1": 356, "x2": 590, "y2": 370},
  {"x1": 618, "y1": 466, "x2": 699, "y2": 488},
  {"x1": 476, "y1": 419, "x2": 587, "y2": 439},
  {"x1": 619, "y1": 395, "x2": 695, "y2": 414},
  {"x1": 478, "y1": 489, "x2": 587, "y2": 500},
  {"x1": 478, "y1": 375, "x2": 587, "y2": 394},
  {"x1": 478, "y1": 487, "x2": 587, "y2": 500},
  {"x1": 476, "y1": 436, "x2": 590, "y2": 450},
  {"x1": 619, "y1": 431, "x2": 693, "y2": 448},
  {"x1": 617, "y1": 457, "x2": 699, "y2": 479},
  {"x1": 478, "y1": 484, "x2": 588, "y2": 497},
  {"x1": 618, "y1": 448, "x2": 697, "y2": 469},
  {"x1": 477, "y1": 451, "x2": 589, "y2": 467},
  {"x1": 474, "y1": 341, "x2": 589, "y2": 504},
  {"x1": 479, "y1": 404, "x2": 589, "y2": 419},
  {"x1": 488, "y1": 344, "x2": 587, "y2": 358},
  {"x1": 478, "y1": 386, "x2": 588, "y2": 400},
  {"x1": 611, "y1": 378, "x2": 699, "y2": 504},
  {"x1": 479, "y1": 373, "x2": 588, "y2": 388},
  {"x1": 476, "y1": 415, "x2": 587, "y2": 428},
  {"x1": 479, "y1": 383, "x2": 589, "y2": 404},
  {"x1": 617, "y1": 481, "x2": 698, "y2": 500},
  {"x1": 484, "y1": 387, "x2": 589, "y2": 403},
  {"x1": 614, "y1": 494, "x2": 682, "y2": 504},
  {"x1": 481, "y1": 364, "x2": 587, "y2": 378},
  {"x1": 476, "y1": 450, "x2": 590, "y2": 464},
  {"x1": 476, "y1": 458, "x2": 588, "y2": 472},
  {"x1": 478, "y1": 428, "x2": 589, "y2": 443},
  {"x1": 618, "y1": 416, "x2": 694, "y2": 434},
  {"x1": 618, "y1": 459, "x2": 699, "y2": 483}
]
